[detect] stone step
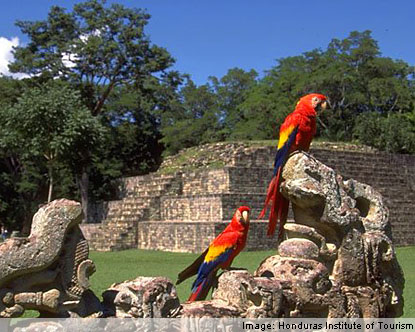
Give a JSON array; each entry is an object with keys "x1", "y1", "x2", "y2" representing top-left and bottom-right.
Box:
[
  {"x1": 106, "y1": 215, "x2": 146, "y2": 223},
  {"x1": 123, "y1": 177, "x2": 177, "y2": 189},
  {"x1": 342, "y1": 171, "x2": 403, "y2": 179},
  {"x1": 126, "y1": 189, "x2": 166, "y2": 197},
  {"x1": 109, "y1": 196, "x2": 151, "y2": 206},
  {"x1": 106, "y1": 200, "x2": 151, "y2": 208},
  {"x1": 121, "y1": 179, "x2": 177, "y2": 194},
  {"x1": 106, "y1": 211, "x2": 146, "y2": 219},
  {"x1": 129, "y1": 182, "x2": 175, "y2": 189},
  {"x1": 122, "y1": 173, "x2": 176, "y2": 183},
  {"x1": 124, "y1": 182, "x2": 181, "y2": 198},
  {"x1": 105, "y1": 210, "x2": 145, "y2": 218}
]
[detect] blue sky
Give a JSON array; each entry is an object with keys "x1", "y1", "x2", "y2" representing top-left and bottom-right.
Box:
[{"x1": 0, "y1": 0, "x2": 414, "y2": 85}]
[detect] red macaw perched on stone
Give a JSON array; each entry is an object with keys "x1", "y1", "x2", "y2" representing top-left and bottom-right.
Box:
[
  {"x1": 259, "y1": 93, "x2": 328, "y2": 237},
  {"x1": 177, "y1": 206, "x2": 250, "y2": 302}
]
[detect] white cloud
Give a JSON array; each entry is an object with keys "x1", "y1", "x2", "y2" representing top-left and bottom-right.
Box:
[
  {"x1": 0, "y1": 32, "x2": 99, "y2": 79},
  {"x1": 61, "y1": 52, "x2": 77, "y2": 69},
  {"x1": 0, "y1": 36, "x2": 29, "y2": 79}
]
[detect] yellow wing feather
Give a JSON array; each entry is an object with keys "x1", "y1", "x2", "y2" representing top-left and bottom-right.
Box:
[
  {"x1": 204, "y1": 244, "x2": 232, "y2": 262},
  {"x1": 277, "y1": 124, "x2": 295, "y2": 149}
]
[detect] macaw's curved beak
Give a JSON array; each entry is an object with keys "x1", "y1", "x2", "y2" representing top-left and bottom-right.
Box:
[
  {"x1": 317, "y1": 99, "x2": 330, "y2": 113},
  {"x1": 241, "y1": 210, "x2": 250, "y2": 224}
]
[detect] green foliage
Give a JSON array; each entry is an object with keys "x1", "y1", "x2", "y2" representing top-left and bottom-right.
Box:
[
  {"x1": 354, "y1": 112, "x2": 415, "y2": 154},
  {"x1": 160, "y1": 69, "x2": 259, "y2": 155},
  {"x1": 231, "y1": 81, "x2": 292, "y2": 141},
  {"x1": 10, "y1": 0, "x2": 174, "y2": 116},
  {"x1": 86, "y1": 71, "x2": 183, "y2": 201},
  {"x1": 0, "y1": 157, "x2": 46, "y2": 231},
  {"x1": 1, "y1": 81, "x2": 105, "y2": 162},
  {"x1": 0, "y1": 81, "x2": 106, "y2": 227},
  {"x1": 160, "y1": 78, "x2": 222, "y2": 155},
  {"x1": 0, "y1": 77, "x2": 25, "y2": 106},
  {"x1": 209, "y1": 68, "x2": 258, "y2": 138}
]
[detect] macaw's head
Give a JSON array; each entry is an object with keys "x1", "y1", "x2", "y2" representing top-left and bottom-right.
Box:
[
  {"x1": 236, "y1": 206, "x2": 250, "y2": 225},
  {"x1": 297, "y1": 93, "x2": 328, "y2": 112}
]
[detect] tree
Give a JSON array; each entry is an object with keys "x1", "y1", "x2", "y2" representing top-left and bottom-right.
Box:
[
  {"x1": 0, "y1": 81, "x2": 106, "y2": 204},
  {"x1": 209, "y1": 68, "x2": 258, "y2": 137},
  {"x1": 160, "y1": 78, "x2": 221, "y2": 155},
  {"x1": 9, "y1": 0, "x2": 175, "y2": 218},
  {"x1": 353, "y1": 112, "x2": 415, "y2": 154},
  {"x1": 315, "y1": 31, "x2": 415, "y2": 140},
  {"x1": 158, "y1": 69, "x2": 259, "y2": 154},
  {"x1": 102, "y1": 75, "x2": 181, "y2": 176},
  {"x1": 237, "y1": 30, "x2": 415, "y2": 144},
  {"x1": 0, "y1": 77, "x2": 25, "y2": 106}
]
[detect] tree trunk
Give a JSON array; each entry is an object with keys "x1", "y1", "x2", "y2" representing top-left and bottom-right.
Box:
[
  {"x1": 77, "y1": 166, "x2": 89, "y2": 223},
  {"x1": 47, "y1": 164, "x2": 53, "y2": 203}
]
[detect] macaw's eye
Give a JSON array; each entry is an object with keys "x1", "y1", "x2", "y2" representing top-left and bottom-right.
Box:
[{"x1": 311, "y1": 97, "x2": 322, "y2": 109}]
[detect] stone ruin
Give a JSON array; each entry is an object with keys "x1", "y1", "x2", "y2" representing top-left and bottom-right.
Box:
[
  {"x1": 0, "y1": 152, "x2": 404, "y2": 319},
  {"x1": 0, "y1": 199, "x2": 100, "y2": 318}
]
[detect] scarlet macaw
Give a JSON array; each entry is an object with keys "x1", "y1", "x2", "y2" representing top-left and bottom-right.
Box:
[
  {"x1": 176, "y1": 206, "x2": 251, "y2": 302},
  {"x1": 259, "y1": 93, "x2": 328, "y2": 237}
]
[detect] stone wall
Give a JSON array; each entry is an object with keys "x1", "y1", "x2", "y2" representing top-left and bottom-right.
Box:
[
  {"x1": 81, "y1": 220, "x2": 137, "y2": 251},
  {"x1": 137, "y1": 221, "x2": 275, "y2": 253},
  {"x1": 160, "y1": 195, "x2": 223, "y2": 221},
  {"x1": 81, "y1": 144, "x2": 415, "y2": 251},
  {"x1": 182, "y1": 169, "x2": 230, "y2": 195}
]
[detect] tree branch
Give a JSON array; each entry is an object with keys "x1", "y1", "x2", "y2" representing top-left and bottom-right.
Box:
[{"x1": 92, "y1": 79, "x2": 116, "y2": 116}]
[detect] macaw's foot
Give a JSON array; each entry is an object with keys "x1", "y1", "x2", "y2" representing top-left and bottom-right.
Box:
[
  {"x1": 290, "y1": 150, "x2": 317, "y2": 162},
  {"x1": 289, "y1": 150, "x2": 302, "y2": 156}
]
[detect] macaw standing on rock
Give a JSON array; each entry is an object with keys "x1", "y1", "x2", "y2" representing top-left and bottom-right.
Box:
[
  {"x1": 259, "y1": 93, "x2": 328, "y2": 237},
  {"x1": 177, "y1": 206, "x2": 251, "y2": 302}
]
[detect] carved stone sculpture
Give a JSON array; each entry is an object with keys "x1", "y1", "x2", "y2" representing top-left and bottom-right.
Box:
[
  {"x1": 255, "y1": 152, "x2": 404, "y2": 318},
  {"x1": 0, "y1": 199, "x2": 99, "y2": 317}
]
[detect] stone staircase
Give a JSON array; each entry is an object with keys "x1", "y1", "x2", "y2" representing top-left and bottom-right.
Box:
[
  {"x1": 84, "y1": 174, "x2": 182, "y2": 251},
  {"x1": 81, "y1": 143, "x2": 415, "y2": 251},
  {"x1": 81, "y1": 221, "x2": 137, "y2": 251}
]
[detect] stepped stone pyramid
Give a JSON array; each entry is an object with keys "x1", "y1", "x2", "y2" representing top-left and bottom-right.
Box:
[{"x1": 80, "y1": 142, "x2": 415, "y2": 252}]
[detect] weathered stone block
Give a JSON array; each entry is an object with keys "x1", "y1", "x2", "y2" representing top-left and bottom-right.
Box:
[{"x1": 102, "y1": 277, "x2": 180, "y2": 318}]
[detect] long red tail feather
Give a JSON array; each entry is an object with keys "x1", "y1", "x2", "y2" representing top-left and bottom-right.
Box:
[
  {"x1": 188, "y1": 282, "x2": 204, "y2": 302},
  {"x1": 187, "y1": 270, "x2": 216, "y2": 302},
  {"x1": 260, "y1": 168, "x2": 287, "y2": 237},
  {"x1": 258, "y1": 176, "x2": 277, "y2": 219},
  {"x1": 276, "y1": 196, "x2": 289, "y2": 239}
]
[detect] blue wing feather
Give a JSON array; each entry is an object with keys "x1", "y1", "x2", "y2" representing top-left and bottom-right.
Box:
[
  {"x1": 191, "y1": 247, "x2": 234, "y2": 292},
  {"x1": 273, "y1": 126, "x2": 298, "y2": 175}
]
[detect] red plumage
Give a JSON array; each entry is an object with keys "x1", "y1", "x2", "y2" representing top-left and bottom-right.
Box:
[
  {"x1": 177, "y1": 206, "x2": 251, "y2": 302},
  {"x1": 259, "y1": 93, "x2": 328, "y2": 237}
]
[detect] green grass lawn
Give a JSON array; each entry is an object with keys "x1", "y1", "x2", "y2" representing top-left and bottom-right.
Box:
[
  {"x1": 89, "y1": 246, "x2": 415, "y2": 317},
  {"x1": 89, "y1": 249, "x2": 272, "y2": 305}
]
